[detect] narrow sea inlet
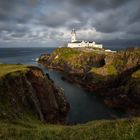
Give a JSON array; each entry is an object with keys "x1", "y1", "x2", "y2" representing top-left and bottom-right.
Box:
[
  {"x1": 0, "y1": 47, "x2": 118, "y2": 123},
  {"x1": 42, "y1": 68, "x2": 117, "y2": 123}
]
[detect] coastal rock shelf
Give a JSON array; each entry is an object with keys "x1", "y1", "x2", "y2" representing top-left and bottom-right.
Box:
[
  {"x1": 0, "y1": 64, "x2": 70, "y2": 124},
  {"x1": 38, "y1": 47, "x2": 140, "y2": 116}
]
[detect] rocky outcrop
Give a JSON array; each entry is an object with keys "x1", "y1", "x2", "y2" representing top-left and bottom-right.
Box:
[
  {"x1": 38, "y1": 47, "x2": 140, "y2": 115},
  {"x1": 0, "y1": 65, "x2": 70, "y2": 124},
  {"x1": 104, "y1": 69, "x2": 140, "y2": 115},
  {"x1": 38, "y1": 47, "x2": 105, "y2": 74}
]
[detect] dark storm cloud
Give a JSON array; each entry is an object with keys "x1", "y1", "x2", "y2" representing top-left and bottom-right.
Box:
[
  {"x1": 0, "y1": 0, "x2": 140, "y2": 47},
  {"x1": 91, "y1": 0, "x2": 140, "y2": 34},
  {"x1": 10, "y1": 26, "x2": 30, "y2": 38},
  {"x1": 39, "y1": 0, "x2": 140, "y2": 35},
  {"x1": 46, "y1": 0, "x2": 130, "y2": 11},
  {"x1": 66, "y1": 21, "x2": 85, "y2": 30},
  {"x1": 128, "y1": 5, "x2": 140, "y2": 24},
  {"x1": 70, "y1": 0, "x2": 131, "y2": 11},
  {"x1": 0, "y1": 0, "x2": 17, "y2": 21},
  {"x1": 0, "y1": 0, "x2": 39, "y2": 41},
  {"x1": 37, "y1": 10, "x2": 87, "y2": 30},
  {"x1": 0, "y1": 0, "x2": 39, "y2": 23},
  {"x1": 37, "y1": 11, "x2": 69, "y2": 27},
  {"x1": 126, "y1": 22, "x2": 140, "y2": 35},
  {"x1": 92, "y1": 11, "x2": 127, "y2": 33},
  {"x1": 0, "y1": 21, "x2": 29, "y2": 34}
]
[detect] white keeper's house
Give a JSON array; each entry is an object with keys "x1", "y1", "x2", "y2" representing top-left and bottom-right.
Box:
[{"x1": 67, "y1": 29, "x2": 103, "y2": 49}]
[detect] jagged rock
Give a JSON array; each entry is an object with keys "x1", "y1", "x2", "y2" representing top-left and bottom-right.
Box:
[{"x1": 0, "y1": 65, "x2": 70, "y2": 124}]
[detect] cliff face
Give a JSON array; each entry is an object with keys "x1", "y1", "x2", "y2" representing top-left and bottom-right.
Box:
[
  {"x1": 38, "y1": 47, "x2": 140, "y2": 115},
  {"x1": 0, "y1": 64, "x2": 69, "y2": 124}
]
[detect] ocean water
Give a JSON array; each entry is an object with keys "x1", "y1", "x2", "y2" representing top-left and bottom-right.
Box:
[
  {"x1": 0, "y1": 47, "x2": 118, "y2": 123},
  {"x1": 0, "y1": 47, "x2": 53, "y2": 65}
]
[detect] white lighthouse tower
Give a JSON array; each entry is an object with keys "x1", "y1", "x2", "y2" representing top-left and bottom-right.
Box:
[
  {"x1": 71, "y1": 29, "x2": 77, "y2": 43},
  {"x1": 67, "y1": 29, "x2": 103, "y2": 49}
]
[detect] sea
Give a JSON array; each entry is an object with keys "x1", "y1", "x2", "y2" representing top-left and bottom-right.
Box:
[{"x1": 0, "y1": 47, "x2": 120, "y2": 123}]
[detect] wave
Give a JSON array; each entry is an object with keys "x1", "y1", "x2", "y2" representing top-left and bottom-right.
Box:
[{"x1": 32, "y1": 58, "x2": 39, "y2": 62}]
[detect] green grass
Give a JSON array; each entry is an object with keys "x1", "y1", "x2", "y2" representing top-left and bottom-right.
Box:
[
  {"x1": 90, "y1": 64, "x2": 117, "y2": 77},
  {"x1": 0, "y1": 64, "x2": 29, "y2": 78},
  {"x1": 132, "y1": 70, "x2": 140, "y2": 79},
  {"x1": 51, "y1": 47, "x2": 104, "y2": 70},
  {"x1": 0, "y1": 118, "x2": 140, "y2": 140},
  {"x1": 52, "y1": 47, "x2": 79, "y2": 60},
  {"x1": 106, "y1": 65, "x2": 117, "y2": 75}
]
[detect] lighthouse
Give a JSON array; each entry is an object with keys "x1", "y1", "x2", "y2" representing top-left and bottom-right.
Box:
[
  {"x1": 71, "y1": 29, "x2": 77, "y2": 43},
  {"x1": 68, "y1": 29, "x2": 103, "y2": 49}
]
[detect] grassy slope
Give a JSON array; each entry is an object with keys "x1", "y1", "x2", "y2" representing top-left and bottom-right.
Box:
[
  {"x1": 0, "y1": 118, "x2": 140, "y2": 140},
  {"x1": 0, "y1": 64, "x2": 140, "y2": 140},
  {"x1": 0, "y1": 64, "x2": 29, "y2": 77},
  {"x1": 132, "y1": 70, "x2": 140, "y2": 79}
]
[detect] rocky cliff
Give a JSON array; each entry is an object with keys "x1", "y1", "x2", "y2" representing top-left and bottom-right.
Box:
[
  {"x1": 0, "y1": 64, "x2": 70, "y2": 124},
  {"x1": 38, "y1": 47, "x2": 140, "y2": 115},
  {"x1": 38, "y1": 47, "x2": 105, "y2": 74}
]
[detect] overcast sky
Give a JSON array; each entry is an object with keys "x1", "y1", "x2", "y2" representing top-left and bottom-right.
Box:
[{"x1": 0, "y1": 0, "x2": 140, "y2": 48}]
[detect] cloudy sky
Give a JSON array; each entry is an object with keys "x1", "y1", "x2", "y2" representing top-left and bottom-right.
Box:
[{"x1": 0, "y1": 0, "x2": 140, "y2": 48}]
